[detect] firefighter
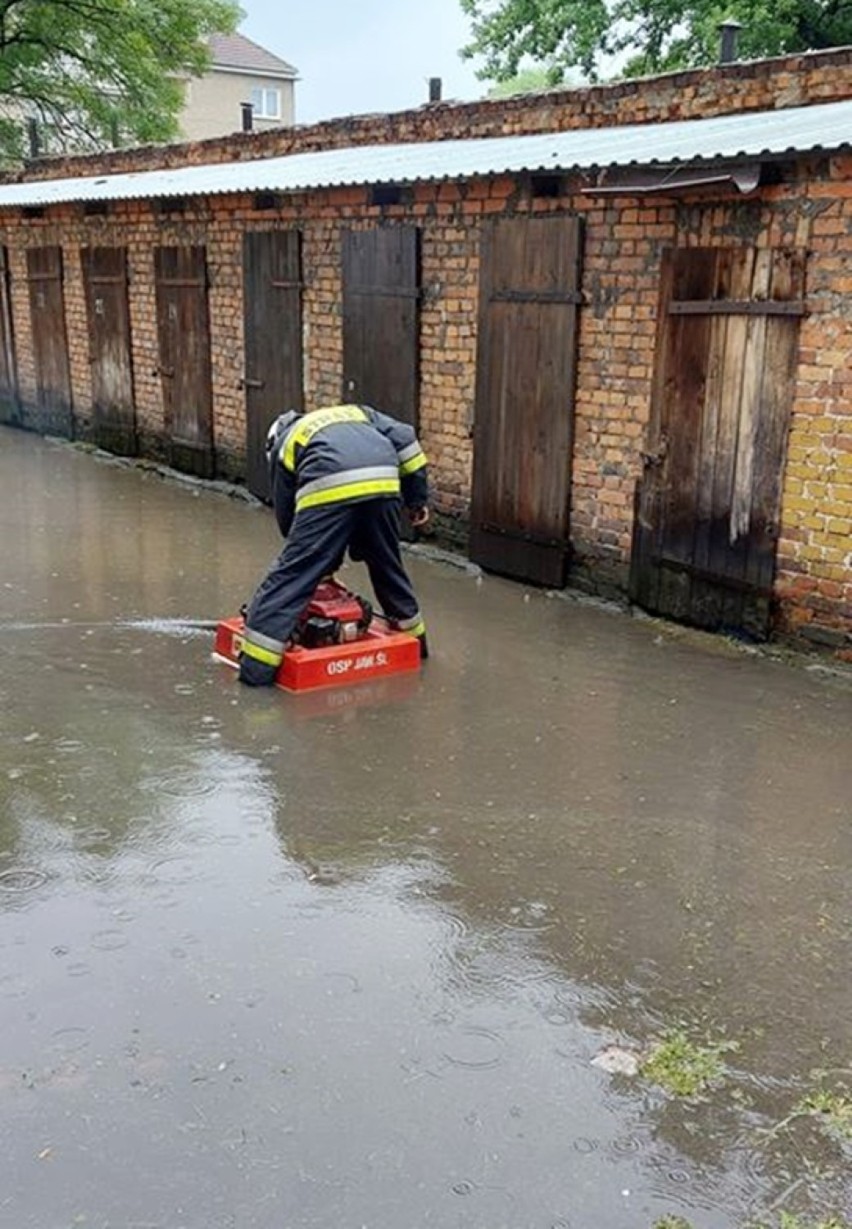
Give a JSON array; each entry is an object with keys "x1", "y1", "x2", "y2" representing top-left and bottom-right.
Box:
[{"x1": 238, "y1": 403, "x2": 430, "y2": 687}]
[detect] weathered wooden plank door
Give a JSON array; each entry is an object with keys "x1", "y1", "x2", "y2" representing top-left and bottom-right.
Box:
[
  {"x1": 81, "y1": 246, "x2": 137, "y2": 456},
  {"x1": 0, "y1": 246, "x2": 19, "y2": 425},
  {"x1": 469, "y1": 215, "x2": 583, "y2": 587},
  {"x1": 242, "y1": 230, "x2": 304, "y2": 500},
  {"x1": 154, "y1": 246, "x2": 215, "y2": 478},
  {"x1": 26, "y1": 246, "x2": 73, "y2": 437},
  {"x1": 630, "y1": 246, "x2": 805, "y2": 638},
  {"x1": 342, "y1": 227, "x2": 420, "y2": 427}
]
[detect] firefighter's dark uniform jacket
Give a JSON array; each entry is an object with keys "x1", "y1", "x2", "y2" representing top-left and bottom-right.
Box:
[{"x1": 239, "y1": 404, "x2": 428, "y2": 685}]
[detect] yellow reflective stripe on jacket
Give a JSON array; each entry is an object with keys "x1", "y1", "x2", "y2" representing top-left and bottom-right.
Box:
[
  {"x1": 299, "y1": 464, "x2": 397, "y2": 500},
  {"x1": 296, "y1": 477, "x2": 400, "y2": 511},
  {"x1": 399, "y1": 451, "x2": 427, "y2": 476},
  {"x1": 239, "y1": 639, "x2": 283, "y2": 667},
  {"x1": 281, "y1": 405, "x2": 368, "y2": 471}
]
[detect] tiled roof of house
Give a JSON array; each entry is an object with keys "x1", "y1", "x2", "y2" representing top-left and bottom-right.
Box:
[{"x1": 208, "y1": 32, "x2": 297, "y2": 79}]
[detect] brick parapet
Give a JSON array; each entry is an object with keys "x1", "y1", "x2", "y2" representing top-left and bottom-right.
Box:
[{"x1": 10, "y1": 47, "x2": 852, "y2": 184}]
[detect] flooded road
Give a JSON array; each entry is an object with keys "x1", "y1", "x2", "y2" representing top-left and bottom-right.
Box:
[{"x1": 1, "y1": 427, "x2": 850, "y2": 1229}]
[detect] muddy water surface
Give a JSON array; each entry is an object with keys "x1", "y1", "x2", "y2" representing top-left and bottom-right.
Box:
[{"x1": 1, "y1": 429, "x2": 850, "y2": 1229}]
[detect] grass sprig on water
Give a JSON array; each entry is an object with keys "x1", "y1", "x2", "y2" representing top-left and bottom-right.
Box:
[{"x1": 641, "y1": 1029, "x2": 737, "y2": 1098}]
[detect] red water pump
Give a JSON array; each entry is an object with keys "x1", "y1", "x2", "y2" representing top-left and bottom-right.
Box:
[
  {"x1": 293, "y1": 579, "x2": 373, "y2": 649},
  {"x1": 217, "y1": 576, "x2": 419, "y2": 693}
]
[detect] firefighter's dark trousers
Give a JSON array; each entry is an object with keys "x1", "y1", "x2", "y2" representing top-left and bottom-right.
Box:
[{"x1": 239, "y1": 497, "x2": 425, "y2": 686}]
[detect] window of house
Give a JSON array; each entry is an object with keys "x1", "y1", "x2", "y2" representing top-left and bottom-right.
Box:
[{"x1": 250, "y1": 87, "x2": 281, "y2": 119}]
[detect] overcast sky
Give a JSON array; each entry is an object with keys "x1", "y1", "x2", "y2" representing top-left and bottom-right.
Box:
[{"x1": 238, "y1": 0, "x2": 487, "y2": 123}]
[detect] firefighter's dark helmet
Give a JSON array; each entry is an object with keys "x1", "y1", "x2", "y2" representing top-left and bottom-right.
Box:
[{"x1": 265, "y1": 410, "x2": 301, "y2": 460}]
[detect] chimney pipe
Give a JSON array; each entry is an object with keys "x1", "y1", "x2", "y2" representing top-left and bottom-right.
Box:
[
  {"x1": 428, "y1": 77, "x2": 442, "y2": 103},
  {"x1": 718, "y1": 19, "x2": 743, "y2": 64},
  {"x1": 241, "y1": 102, "x2": 254, "y2": 132}
]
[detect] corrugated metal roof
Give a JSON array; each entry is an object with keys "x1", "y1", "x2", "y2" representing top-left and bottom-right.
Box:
[
  {"x1": 1, "y1": 97, "x2": 850, "y2": 209},
  {"x1": 208, "y1": 32, "x2": 297, "y2": 78}
]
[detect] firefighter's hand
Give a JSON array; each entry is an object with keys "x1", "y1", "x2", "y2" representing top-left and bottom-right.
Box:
[{"x1": 408, "y1": 506, "x2": 430, "y2": 528}]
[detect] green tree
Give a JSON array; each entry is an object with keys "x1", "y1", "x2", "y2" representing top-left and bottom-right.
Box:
[
  {"x1": 0, "y1": 0, "x2": 242, "y2": 164},
  {"x1": 460, "y1": 0, "x2": 852, "y2": 83},
  {"x1": 486, "y1": 65, "x2": 560, "y2": 95}
]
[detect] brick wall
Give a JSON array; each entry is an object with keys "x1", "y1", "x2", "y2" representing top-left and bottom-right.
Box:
[
  {"x1": 774, "y1": 154, "x2": 852, "y2": 645},
  {"x1": 0, "y1": 48, "x2": 849, "y2": 646}
]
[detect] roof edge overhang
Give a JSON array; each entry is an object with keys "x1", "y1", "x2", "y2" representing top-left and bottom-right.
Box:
[{"x1": 209, "y1": 63, "x2": 298, "y2": 81}]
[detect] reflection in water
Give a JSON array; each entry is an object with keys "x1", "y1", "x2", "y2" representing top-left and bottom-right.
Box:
[{"x1": 0, "y1": 428, "x2": 850, "y2": 1227}]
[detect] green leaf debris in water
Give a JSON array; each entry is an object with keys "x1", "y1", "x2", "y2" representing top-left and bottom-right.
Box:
[
  {"x1": 777, "y1": 1217, "x2": 850, "y2": 1229},
  {"x1": 795, "y1": 1089, "x2": 852, "y2": 1145},
  {"x1": 654, "y1": 1214, "x2": 850, "y2": 1228},
  {"x1": 640, "y1": 1028, "x2": 737, "y2": 1098}
]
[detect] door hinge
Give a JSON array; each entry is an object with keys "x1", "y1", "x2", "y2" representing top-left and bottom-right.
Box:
[{"x1": 641, "y1": 433, "x2": 668, "y2": 469}]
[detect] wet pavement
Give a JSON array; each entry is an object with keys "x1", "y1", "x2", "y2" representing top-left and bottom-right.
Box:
[{"x1": 1, "y1": 426, "x2": 850, "y2": 1229}]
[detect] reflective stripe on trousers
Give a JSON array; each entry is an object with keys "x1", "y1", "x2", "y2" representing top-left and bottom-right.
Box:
[{"x1": 240, "y1": 626, "x2": 285, "y2": 667}]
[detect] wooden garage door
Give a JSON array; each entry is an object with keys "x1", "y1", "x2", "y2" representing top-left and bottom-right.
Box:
[
  {"x1": 27, "y1": 246, "x2": 73, "y2": 437},
  {"x1": 630, "y1": 246, "x2": 805, "y2": 639},
  {"x1": 242, "y1": 231, "x2": 304, "y2": 501},
  {"x1": 154, "y1": 246, "x2": 214, "y2": 478},
  {"x1": 81, "y1": 246, "x2": 137, "y2": 456},
  {"x1": 0, "y1": 246, "x2": 19, "y2": 425},
  {"x1": 469, "y1": 215, "x2": 583, "y2": 587},
  {"x1": 342, "y1": 226, "x2": 420, "y2": 428}
]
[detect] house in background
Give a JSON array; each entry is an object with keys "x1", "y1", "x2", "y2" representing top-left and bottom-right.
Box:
[{"x1": 178, "y1": 32, "x2": 298, "y2": 140}]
